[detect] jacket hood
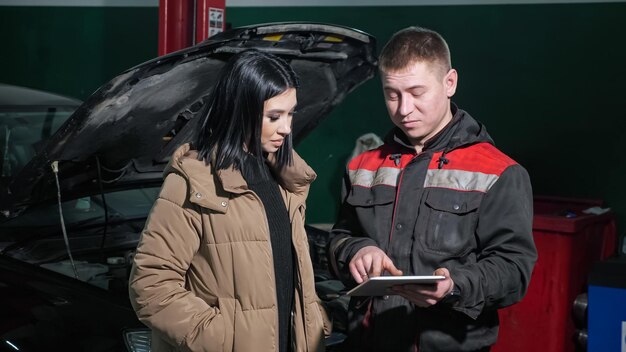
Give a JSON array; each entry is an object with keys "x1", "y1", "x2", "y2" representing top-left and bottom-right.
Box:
[
  {"x1": 1, "y1": 22, "x2": 376, "y2": 220},
  {"x1": 164, "y1": 143, "x2": 316, "y2": 213}
]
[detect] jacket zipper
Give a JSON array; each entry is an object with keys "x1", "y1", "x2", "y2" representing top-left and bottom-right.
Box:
[
  {"x1": 289, "y1": 203, "x2": 308, "y2": 351},
  {"x1": 387, "y1": 153, "x2": 419, "y2": 248},
  {"x1": 387, "y1": 168, "x2": 406, "y2": 247},
  {"x1": 363, "y1": 153, "x2": 418, "y2": 330}
]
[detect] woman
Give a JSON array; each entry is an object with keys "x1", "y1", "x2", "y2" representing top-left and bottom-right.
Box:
[{"x1": 129, "y1": 49, "x2": 330, "y2": 352}]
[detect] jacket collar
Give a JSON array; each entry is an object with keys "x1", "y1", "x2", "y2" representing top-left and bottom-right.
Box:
[
  {"x1": 386, "y1": 103, "x2": 494, "y2": 154},
  {"x1": 215, "y1": 149, "x2": 316, "y2": 196},
  {"x1": 266, "y1": 151, "x2": 317, "y2": 196},
  {"x1": 165, "y1": 143, "x2": 316, "y2": 214}
]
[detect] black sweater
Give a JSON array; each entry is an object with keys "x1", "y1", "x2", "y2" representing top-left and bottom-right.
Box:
[{"x1": 242, "y1": 156, "x2": 294, "y2": 352}]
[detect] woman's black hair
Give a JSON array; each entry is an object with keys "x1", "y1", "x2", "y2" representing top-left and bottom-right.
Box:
[{"x1": 196, "y1": 49, "x2": 299, "y2": 172}]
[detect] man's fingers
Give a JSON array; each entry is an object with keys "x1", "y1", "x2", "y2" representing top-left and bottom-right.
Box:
[
  {"x1": 393, "y1": 288, "x2": 433, "y2": 306},
  {"x1": 350, "y1": 262, "x2": 366, "y2": 284},
  {"x1": 393, "y1": 286, "x2": 438, "y2": 306},
  {"x1": 371, "y1": 256, "x2": 383, "y2": 277},
  {"x1": 349, "y1": 246, "x2": 403, "y2": 283},
  {"x1": 397, "y1": 284, "x2": 437, "y2": 296},
  {"x1": 433, "y1": 267, "x2": 454, "y2": 297},
  {"x1": 354, "y1": 260, "x2": 367, "y2": 278},
  {"x1": 434, "y1": 268, "x2": 449, "y2": 277},
  {"x1": 383, "y1": 257, "x2": 403, "y2": 276},
  {"x1": 349, "y1": 264, "x2": 362, "y2": 284},
  {"x1": 362, "y1": 255, "x2": 373, "y2": 274}
]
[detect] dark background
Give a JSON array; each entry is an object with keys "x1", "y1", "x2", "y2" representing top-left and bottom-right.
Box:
[{"x1": 1, "y1": 3, "x2": 624, "y2": 248}]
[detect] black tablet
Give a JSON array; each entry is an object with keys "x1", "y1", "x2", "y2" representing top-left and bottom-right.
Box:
[{"x1": 345, "y1": 275, "x2": 446, "y2": 296}]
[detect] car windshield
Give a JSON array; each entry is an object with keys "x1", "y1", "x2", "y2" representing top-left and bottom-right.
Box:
[
  {"x1": 0, "y1": 107, "x2": 75, "y2": 178},
  {"x1": 0, "y1": 187, "x2": 160, "y2": 235}
]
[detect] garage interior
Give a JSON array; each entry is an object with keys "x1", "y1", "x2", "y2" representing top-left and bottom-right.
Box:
[{"x1": 0, "y1": 0, "x2": 625, "y2": 351}]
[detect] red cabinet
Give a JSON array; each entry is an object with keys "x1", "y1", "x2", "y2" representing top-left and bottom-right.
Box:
[{"x1": 493, "y1": 196, "x2": 617, "y2": 352}]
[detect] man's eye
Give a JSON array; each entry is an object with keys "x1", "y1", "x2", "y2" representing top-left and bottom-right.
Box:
[{"x1": 387, "y1": 94, "x2": 399, "y2": 101}]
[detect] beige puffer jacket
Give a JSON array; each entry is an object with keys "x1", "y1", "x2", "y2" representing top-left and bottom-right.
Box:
[{"x1": 129, "y1": 143, "x2": 330, "y2": 352}]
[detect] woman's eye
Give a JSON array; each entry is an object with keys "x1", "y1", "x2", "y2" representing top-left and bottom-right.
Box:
[{"x1": 267, "y1": 114, "x2": 280, "y2": 120}]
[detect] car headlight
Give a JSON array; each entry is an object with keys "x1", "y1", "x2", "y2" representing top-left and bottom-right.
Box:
[{"x1": 123, "y1": 328, "x2": 151, "y2": 352}]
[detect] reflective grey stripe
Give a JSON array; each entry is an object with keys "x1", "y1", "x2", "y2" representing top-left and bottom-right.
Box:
[
  {"x1": 424, "y1": 169, "x2": 499, "y2": 192},
  {"x1": 349, "y1": 167, "x2": 401, "y2": 188}
]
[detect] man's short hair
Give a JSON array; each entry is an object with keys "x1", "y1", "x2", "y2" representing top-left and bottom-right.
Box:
[{"x1": 379, "y1": 26, "x2": 451, "y2": 75}]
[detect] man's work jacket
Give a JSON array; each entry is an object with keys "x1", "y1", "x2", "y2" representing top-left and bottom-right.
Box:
[{"x1": 328, "y1": 106, "x2": 538, "y2": 352}]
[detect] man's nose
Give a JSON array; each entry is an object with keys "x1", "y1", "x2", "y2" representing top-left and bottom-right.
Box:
[{"x1": 398, "y1": 95, "x2": 414, "y2": 116}]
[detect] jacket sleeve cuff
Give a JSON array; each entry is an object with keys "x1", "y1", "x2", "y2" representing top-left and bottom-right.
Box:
[{"x1": 449, "y1": 271, "x2": 484, "y2": 320}]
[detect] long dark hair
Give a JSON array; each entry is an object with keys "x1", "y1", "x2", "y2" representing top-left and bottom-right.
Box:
[{"x1": 196, "y1": 49, "x2": 299, "y2": 172}]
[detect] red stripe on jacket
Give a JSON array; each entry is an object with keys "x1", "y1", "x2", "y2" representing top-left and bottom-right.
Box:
[
  {"x1": 429, "y1": 143, "x2": 517, "y2": 175},
  {"x1": 348, "y1": 144, "x2": 415, "y2": 171}
]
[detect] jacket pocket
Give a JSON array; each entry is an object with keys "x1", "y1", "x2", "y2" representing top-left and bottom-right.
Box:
[
  {"x1": 346, "y1": 184, "x2": 395, "y2": 207},
  {"x1": 420, "y1": 189, "x2": 482, "y2": 256},
  {"x1": 345, "y1": 186, "x2": 396, "y2": 245},
  {"x1": 216, "y1": 298, "x2": 235, "y2": 351}
]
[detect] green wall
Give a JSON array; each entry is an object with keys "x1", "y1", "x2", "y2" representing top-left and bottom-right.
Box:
[
  {"x1": 0, "y1": 6, "x2": 158, "y2": 98},
  {"x1": 1, "y1": 4, "x2": 625, "y2": 246}
]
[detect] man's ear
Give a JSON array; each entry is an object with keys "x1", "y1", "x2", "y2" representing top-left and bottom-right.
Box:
[{"x1": 444, "y1": 69, "x2": 458, "y2": 98}]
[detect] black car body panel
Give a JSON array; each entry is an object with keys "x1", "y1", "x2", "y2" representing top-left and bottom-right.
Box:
[
  {"x1": 0, "y1": 254, "x2": 143, "y2": 352},
  {"x1": 1, "y1": 22, "x2": 377, "y2": 220}
]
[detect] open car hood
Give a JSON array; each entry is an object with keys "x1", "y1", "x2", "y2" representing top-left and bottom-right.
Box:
[{"x1": 0, "y1": 22, "x2": 377, "y2": 219}]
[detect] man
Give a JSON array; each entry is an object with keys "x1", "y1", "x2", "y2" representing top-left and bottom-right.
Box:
[{"x1": 328, "y1": 26, "x2": 537, "y2": 352}]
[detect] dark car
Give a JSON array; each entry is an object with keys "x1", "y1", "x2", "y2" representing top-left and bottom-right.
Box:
[
  {"x1": 0, "y1": 84, "x2": 81, "y2": 185},
  {"x1": 0, "y1": 22, "x2": 376, "y2": 351}
]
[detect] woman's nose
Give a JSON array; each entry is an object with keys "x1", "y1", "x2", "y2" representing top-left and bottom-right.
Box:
[{"x1": 277, "y1": 118, "x2": 292, "y2": 135}]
